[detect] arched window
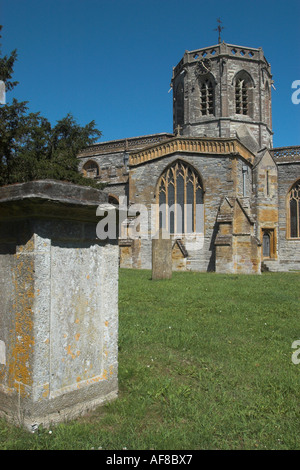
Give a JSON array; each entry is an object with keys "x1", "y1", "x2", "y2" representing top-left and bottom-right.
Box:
[
  {"x1": 289, "y1": 180, "x2": 300, "y2": 238},
  {"x1": 235, "y1": 71, "x2": 253, "y2": 116},
  {"x1": 235, "y1": 78, "x2": 248, "y2": 115},
  {"x1": 174, "y1": 82, "x2": 184, "y2": 127},
  {"x1": 157, "y1": 160, "x2": 204, "y2": 234},
  {"x1": 262, "y1": 228, "x2": 275, "y2": 258},
  {"x1": 200, "y1": 79, "x2": 214, "y2": 116},
  {"x1": 263, "y1": 232, "x2": 271, "y2": 257},
  {"x1": 265, "y1": 81, "x2": 271, "y2": 127},
  {"x1": 82, "y1": 160, "x2": 100, "y2": 178}
]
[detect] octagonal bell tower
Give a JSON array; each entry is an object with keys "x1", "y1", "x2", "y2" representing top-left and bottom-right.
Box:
[{"x1": 171, "y1": 42, "x2": 273, "y2": 152}]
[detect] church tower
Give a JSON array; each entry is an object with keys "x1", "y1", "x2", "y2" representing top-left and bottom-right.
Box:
[{"x1": 172, "y1": 41, "x2": 273, "y2": 153}]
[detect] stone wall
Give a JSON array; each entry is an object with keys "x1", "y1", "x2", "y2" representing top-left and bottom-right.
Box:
[
  {"x1": 253, "y1": 150, "x2": 279, "y2": 262},
  {"x1": 127, "y1": 148, "x2": 253, "y2": 272},
  {"x1": 276, "y1": 162, "x2": 300, "y2": 271},
  {"x1": 78, "y1": 150, "x2": 129, "y2": 197},
  {"x1": 77, "y1": 134, "x2": 174, "y2": 201},
  {"x1": 215, "y1": 197, "x2": 261, "y2": 274}
]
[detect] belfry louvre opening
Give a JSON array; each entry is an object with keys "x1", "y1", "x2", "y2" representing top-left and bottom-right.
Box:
[
  {"x1": 235, "y1": 78, "x2": 248, "y2": 115},
  {"x1": 200, "y1": 80, "x2": 214, "y2": 116}
]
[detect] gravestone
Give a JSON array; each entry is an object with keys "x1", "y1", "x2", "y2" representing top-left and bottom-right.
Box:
[
  {"x1": 0, "y1": 180, "x2": 119, "y2": 430},
  {"x1": 152, "y1": 229, "x2": 172, "y2": 279}
]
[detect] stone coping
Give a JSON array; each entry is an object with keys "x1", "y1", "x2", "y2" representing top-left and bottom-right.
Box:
[
  {"x1": 0, "y1": 180, "x2": 108, "y2": 205},
  {"x1": 78, "y1": 133, "x2": 174, "y2": 157},
  {"x1": 0, "y1": 180, "x2": 112, "y2": 222}
]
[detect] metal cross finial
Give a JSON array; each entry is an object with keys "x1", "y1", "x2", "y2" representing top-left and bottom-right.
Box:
[{"x1": 214, "y1": 18, "x2": 224, "y2": 44}]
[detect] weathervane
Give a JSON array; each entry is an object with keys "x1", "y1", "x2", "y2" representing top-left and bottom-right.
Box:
[{"x1": 214, "y1": 18, "x2": 224, "y2": 44}]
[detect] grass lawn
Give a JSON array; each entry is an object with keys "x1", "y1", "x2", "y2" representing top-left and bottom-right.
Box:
[{"x1": 0, "y1": 269, "x2": 299, "y2": 450}]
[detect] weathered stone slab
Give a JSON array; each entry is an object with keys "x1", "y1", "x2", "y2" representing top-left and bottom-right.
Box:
[
  {"x1": 152, "y1": 230, "x2": 172, "y2": 279},
  {"x1": 0, "y1": 181, "x2": 119, "y2": 430}
]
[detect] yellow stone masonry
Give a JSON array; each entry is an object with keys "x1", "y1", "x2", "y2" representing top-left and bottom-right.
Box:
[{"x1": 129, "y1": 137, "x2": 255, "y2": 167}]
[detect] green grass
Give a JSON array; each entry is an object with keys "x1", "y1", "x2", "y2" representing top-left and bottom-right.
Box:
[{"x1": 1, "y1": 269, "x2": 300, "y2": 450}]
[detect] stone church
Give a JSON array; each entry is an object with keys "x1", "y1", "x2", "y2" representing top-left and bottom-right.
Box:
[{"x1": 78, "y1": 41, "x2": 300, "y2": 274}]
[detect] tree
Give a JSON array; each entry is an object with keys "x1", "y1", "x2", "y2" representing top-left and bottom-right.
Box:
[{"x1": 0, "y1": 25, "x2": 102, "y2": 187}]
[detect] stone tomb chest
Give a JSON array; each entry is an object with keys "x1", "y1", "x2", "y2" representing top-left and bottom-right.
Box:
[{"x1": 0, "y1": 181, "x2": 119, "y2": 430}]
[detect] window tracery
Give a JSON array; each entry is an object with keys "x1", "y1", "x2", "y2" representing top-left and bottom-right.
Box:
[
  {"x1": 289, "y1": 180, "x2": 300, "y2": 238},
  {"x1": 157, "y1": 161, "x2": 203, "y2": 234}
]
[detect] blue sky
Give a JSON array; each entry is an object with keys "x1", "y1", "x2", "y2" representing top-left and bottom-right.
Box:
[{"x1": 1, "y1": 0, "x2": 299, "y2": 147}]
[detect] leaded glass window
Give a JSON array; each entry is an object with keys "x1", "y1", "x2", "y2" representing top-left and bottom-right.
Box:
[
  {"x1": 263, "y1": 232, "x2": 271, "y2": 258},
  {"x1": 289, "y1": 180, "x2": 300, "y2": 238},
  {"x1": 157, "y1": 161, "x2": 203, "y2": 234}
]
